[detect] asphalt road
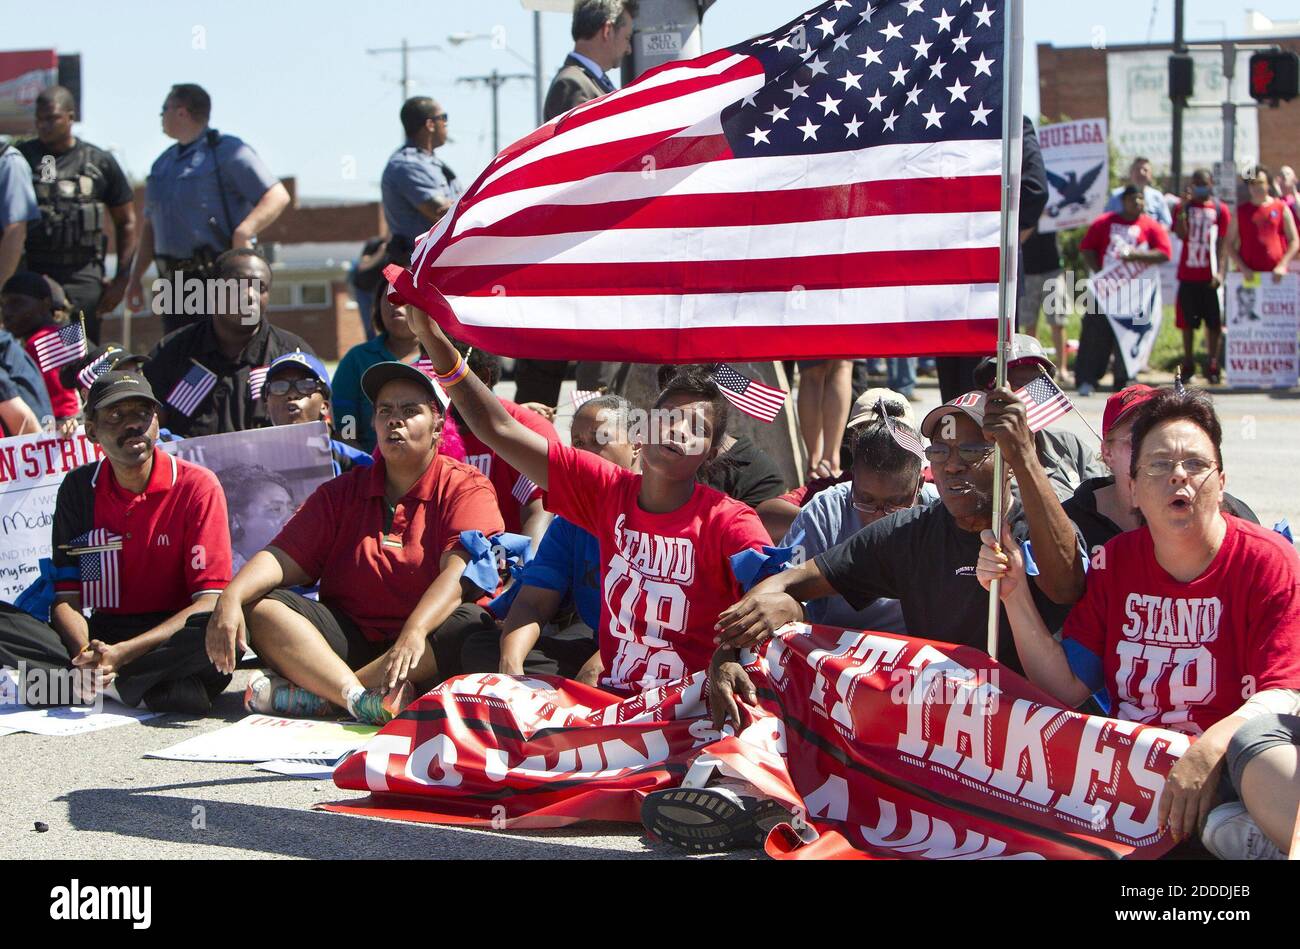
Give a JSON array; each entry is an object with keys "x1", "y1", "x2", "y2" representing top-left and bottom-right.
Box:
[{"x1": 2, "y1": 378, "x2": 1295, "y2": 860}]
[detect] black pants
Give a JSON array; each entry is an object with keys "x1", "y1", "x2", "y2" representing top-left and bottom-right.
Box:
[
  {"x1": 1074, "y1": 312, "x2": 1129, "y2": 389},
  {"x1": 262, "y1": 590, "x2": 496, "y2": 681},
  {"x1": 513, "y1": 358, "x2": 569, "y2": 407},
  {"x1": 44, "y1": 262, "x2": 106, "y2": 343},
  {"x1": 0, "y1": 602, "x2": 229, "y2": 711},
  {"x1": 936, "y1": 356, "x2": 984, "y2": 403},
  {"x1": 461, "y1": 621, "x2": 598, "y2": 679}
]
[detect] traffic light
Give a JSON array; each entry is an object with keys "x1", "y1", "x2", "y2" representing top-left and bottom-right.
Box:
[
  {"x1": 1168, "y1": 54, "x2": 1194, "y2": 99},
  {"x1": 1248, "y1": 50, "x2": 1299, "y2": 104}
]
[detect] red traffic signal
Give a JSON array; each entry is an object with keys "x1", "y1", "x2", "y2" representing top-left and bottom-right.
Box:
[{"x1": 1249, "y1": 50, "x2": 1299, "y2": 103}]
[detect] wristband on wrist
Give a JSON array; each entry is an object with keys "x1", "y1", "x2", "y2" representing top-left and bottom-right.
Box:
[{"x1": 435, "y1": 354, "x2": 471, "y2": 387}]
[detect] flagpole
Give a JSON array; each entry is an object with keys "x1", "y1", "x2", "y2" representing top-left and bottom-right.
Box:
[{"x1": 987, "y1": 0, "x2": 1025, "y2": 659}]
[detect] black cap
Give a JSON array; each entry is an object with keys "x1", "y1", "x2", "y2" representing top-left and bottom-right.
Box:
[
  {"x1": 360, "y1": 361, "x2": 449, "y2": 410},
  {"x1": 86, "y1": 371, "x2": 162, "y2": 414},
  {"x1": 1, "y1": 271, "x2": 53, "y2": 301}
]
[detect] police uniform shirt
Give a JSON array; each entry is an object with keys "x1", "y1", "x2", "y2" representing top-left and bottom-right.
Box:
[
  {"x1": 144, "y1": 130, "x2": 279, "y2": 258},
  {"x1": 380, "y1": 143, "x2": 463, "y2": 243},
  {"x1": 16, "y1": 138, "x2": 132, "y2": 271},
  {"x1": 0, "y1": 145, "x2": 39, "y2": 229},
  {"x1": 143, "y1": 317, "x2": 314, "y2": 438}
]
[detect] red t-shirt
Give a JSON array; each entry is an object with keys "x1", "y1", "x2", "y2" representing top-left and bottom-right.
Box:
[
  {"x1": 23, "y1": 326, "x2": 81, "y2": 420},
  {"x1": 545, "y1": 440, "x2": 769, "y2": 694},
  {"x1": 1237, "y1": 200, "x2": 1292, "y2": 273},
  {"x1": 271, "y1": 453, "x2": 504, "y2": 642},
  {"x1": 1063, "y1": 516, "x2": 1300, "y2": 736},
  {"x1": 459, "y1": 399, "x2": 554, "y2": 534},
  {"x1": 52, "y1": 449, "x2": 232, "y2": 614},
  {"x1": 1176, "y1": 199, "x2": 1230, "y2": 282},
  {"x1": 1080, "y1": 211, "x2": 1172, "y2": 269}
]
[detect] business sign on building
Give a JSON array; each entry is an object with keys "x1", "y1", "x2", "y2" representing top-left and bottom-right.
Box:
[{"x1": 1106, "y1": 49, "x2": 1259, "y2": 174}]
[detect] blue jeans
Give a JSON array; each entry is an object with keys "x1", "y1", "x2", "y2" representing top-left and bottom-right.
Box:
[{"x1": 887, "y1": 358, "x2": 916, "y2": 397}]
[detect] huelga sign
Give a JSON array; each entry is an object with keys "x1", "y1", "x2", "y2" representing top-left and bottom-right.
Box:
[{"x1": 325, "y1": 624, "x2": 1188, "y2": 860}]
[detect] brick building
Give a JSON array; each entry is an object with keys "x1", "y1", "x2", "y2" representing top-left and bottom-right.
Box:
[{"x1": 99, "y1": 177, "x2": 385, "y2": 359}]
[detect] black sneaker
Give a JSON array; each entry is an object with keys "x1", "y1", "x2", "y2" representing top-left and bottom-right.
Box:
[
  {"x1": 1207, "y1": 359, "x2": 1221, "y2": 384},
  {"x1": 641, "y1": 786, "x2": 790, "y2": 853}
]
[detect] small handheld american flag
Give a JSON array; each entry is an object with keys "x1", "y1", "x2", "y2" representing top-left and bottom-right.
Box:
[
  {"x1": 33, "y1": 320, "x2": 89, "y2": 373},
  {"x1": 875, "y1": 397, "x2": 925, "y2": 458},
  {"x1": 66, "y1": 528, "x2": 123, "y2": 610},
  {"x1": 167, "y1": 361, "x2": 219, "y2": 417},
  {"x1": 76, "y1": 348, "x2": 120, "y2": 389},
  {"x1": 248, "y1": 366, "x2": 269, "y2": 400},
  {"x1": 511, "y1": 473, "x2": 539, "y2": 506},
  {"x1": 1014, "y1": 375, "x2": 1074, "y2": 433},
  {"x1": 711, "y1": 365, "x2": 787, "y2": 422},
  {"x1": 572, "y1": 389, "x2": 603, "y2": 410}
]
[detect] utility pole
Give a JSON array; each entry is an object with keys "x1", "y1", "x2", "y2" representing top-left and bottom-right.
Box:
[
  {"x1": 367, "y1": 38, "x2": 442, "y2": 103},
  {"x1": 533, "y1": 12, "x2": 544, "y2": 127},
  {"x1": 458, "y1": 69, "x2": 532, "y2": 154},
  {"x1": 1171, "y1": 0, "x2": 1185, "y2": 193}
]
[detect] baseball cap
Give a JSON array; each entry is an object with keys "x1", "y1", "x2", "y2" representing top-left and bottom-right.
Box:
[
  {"x1": 267, "y1": 350, "x2": 332, "y2": 396},
  {"x1": 1102, "y1": 384, "x2": 1158, "y2": 438},
  {"x1": 920, "y1": 391, "x2": 989, "y2": 439},
  {"x1": 42, "y1": 275, "x2": 70, "y2": 313},
  {"x1": 361, "y1": 361, "x2": 449, "y2": 411},
  {"x1": 1, "y1": 271, "x2": 53, "y2": 301},
  {"x1": 972, "y1": 334, "x2": 1057, "y2": 389},
  {"x1": 846, "y1": 388, "x2": 917, "y2": 429},
  {"x1": 86, "y1": 371, "x2": 162, "y2": 414}
]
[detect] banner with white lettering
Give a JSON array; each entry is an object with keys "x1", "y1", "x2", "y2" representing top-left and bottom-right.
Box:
[
  {"x1": 0, "y1": 430, "x2": 103, "y2": 604},
  {"x1": 1090, "y1": 259, "x2": 1163, "y2": 379},
  {"x1": 1038, "y1": 119, "x2": 1109, "y2": 234},
  {"x1": 1225, "y1": 272, "x2": 1300, "y2": 389},
  {"x1": 324, "y1": 624, "x2": 1187, "y2": 860}
]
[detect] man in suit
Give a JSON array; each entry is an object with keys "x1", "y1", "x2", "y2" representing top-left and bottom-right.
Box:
[{"x1": 518, "y1": 0, "x2": 638, "y2": 407}]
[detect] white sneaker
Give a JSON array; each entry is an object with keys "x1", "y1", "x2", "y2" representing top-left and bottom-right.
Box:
[{"x1": 1201, "y1": 802, "x2": 1285, "y2": 860}]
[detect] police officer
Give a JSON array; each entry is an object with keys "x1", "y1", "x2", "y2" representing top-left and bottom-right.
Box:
[
  {"x1": 16, "y1": 86, "x2": 137, "y2": 344},
  {"x1": 127, "y1": 84, "x2": 290, "y2": 335},
  {"x1": 380, "y1": 97, "x2": 461, "y2": 269},
  {"x1": 0, "y1": 136, "x2": 39, "y2": 289}
]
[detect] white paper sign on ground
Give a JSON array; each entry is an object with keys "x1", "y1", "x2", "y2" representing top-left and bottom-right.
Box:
[
  {"x1": 1225, "y1": 272, "x2": 1300, "y2": 389},
  {"x1": 0, "y1": 669, "x2": 161, "y2": 736},
  {"x1": 255, "y1": 757, "x2": 347, "y2": 780},
  {"x1": 1038, "y1": 118, "x2": 1109, "y2": 234},
  {"x1": 146, "y1": 714, "x2": 378, "y2": 763}
]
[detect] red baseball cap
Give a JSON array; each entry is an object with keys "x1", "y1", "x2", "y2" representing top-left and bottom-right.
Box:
[{"x1": 1102, "y1": 384, "x2": 1158, "y2": 438}]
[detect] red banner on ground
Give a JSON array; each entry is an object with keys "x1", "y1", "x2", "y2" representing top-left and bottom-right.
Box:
[{"x1": 324, "y1": 624, "x2": 1189, "y2": 859}]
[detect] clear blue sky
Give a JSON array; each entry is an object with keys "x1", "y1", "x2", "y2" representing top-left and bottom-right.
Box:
[{"x1": 0, "y1": 0, "x2": 1283, "y2": 202}]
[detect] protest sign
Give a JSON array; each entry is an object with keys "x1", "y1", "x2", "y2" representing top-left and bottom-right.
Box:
[
  {"x1": 1089, "y1": 258, "x2": 1163, "y2": 378},
  {"x1": 0, "y1": 668, "x2": 159, "y2": 736},
  {"x1": 1038, "y1": 118, "x2": 1109, "y2": 234},
  {"x1": 1225, "y1": 272, "x2": 1300, "y2": 389},
  {"x1": 0, "y1": 430, "x2": 102, "y2": 604},
  {"x1": 146, "y1": 714, "x2": 378, "y2": 763}
]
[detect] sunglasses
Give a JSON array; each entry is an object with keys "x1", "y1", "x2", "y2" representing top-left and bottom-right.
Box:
[
  {"x1": 923, "y1": 443, "x2": 995, "y2": 465},
  {"x1": 266, "y1": 378, "x2": 322, "y2": 397}
]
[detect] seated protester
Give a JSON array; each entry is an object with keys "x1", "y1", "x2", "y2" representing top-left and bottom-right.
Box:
[
  {"x1": 0, "y1": 371, "x2": 234, "y2": 713},
  {"x1": 780, "y1": 394, "x2": 937, "y2": 634},
  {"x1": 217, "y1": 464, "x2": 296, "y2": 574},
  {"x1": 0, "y1": 324, "x2": 52, "y2": 432},
  {"x1": 142, "y1": 249, "x2": 314, "y2": 438},
  {"x1": 1216, "y1": 713, "x2": 1300, "y2": 859},
  {"x1": 972, "y1": 333, "x2": 1108, "y2": 503},
  {"x1": 1064, "y1": 384, "x2": 1258, "y2": 561},
  {"x1": 713, "y1": 389, "x2": 1087, "y2": 684},
  {"x1": 1, "y1": 271, "x2": 80, "y2": 436},
  {"x1": 452, "y1": 344, "x2": 555, "y2": 550},
  {"x1": 656, "y1": 364, "x2": 786, "y2": 508},
  {"x1": 757, "y1": 388, "x2": 920, "y2": 541},
  {"x1": 406, "y1": 301, "x2": 770, "y2": 695},
  {"x1": 0, "y1": 365, "x2": 41, "y2": 436},
  {"x1": 976, "y1": 387, "x2": 1300, "y2": 859},
  {"x1": 262, "y1": 349, "x2": 373, "y2": 474},
  {"x1": 462, "y1": 394, "x2": 641, "y2": 684},
  {"x1": 205, "y1": 361, "x2": 504, "y2": 724},
  {"x1": 331, "y1": 288, "x2": 428, "y2": 454}
]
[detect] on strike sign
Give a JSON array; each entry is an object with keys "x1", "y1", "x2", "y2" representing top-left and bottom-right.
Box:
[{"x1": 1225, "y1": 272, "x2": 1300, "y2": 389}]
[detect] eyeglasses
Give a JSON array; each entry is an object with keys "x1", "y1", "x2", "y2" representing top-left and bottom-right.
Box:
[
  {"x1": 923, "y1": 443, "x2": 995, "y2": 465},
  {"x1": 851, "y1": 497, "x2": 916, "y2": 517},
  {"x1": 433, "y1": 113, "x2": 449, "y2": 122},
  {"x1": 266, "y1": 378, "x2": 322, "y2": 398},
  {"x1": 1137, "y1": 457, "x2": 1217, "y2": 479}
]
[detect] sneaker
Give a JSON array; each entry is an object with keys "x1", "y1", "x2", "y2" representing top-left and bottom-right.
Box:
[
  {"x1": 1207, "y1": 359, "x2": 1221, "y2": 385},
  {"x1": 348, "y1": 682, "x2": 413, "y2": 725},
  {"x1": 1181, "y1": 358, "x2": 1197, "y2": 382},
  {"x1": 1201, "y1": 802, "x2": 1284, "y2": 860},
  {"x1": 641, "y1": 785, "x2": 791, "y2": 853},
  {"x1": 1076, "y1": 382, "x2": 1094, "y2": 397},
  {"x1": 244, "y1": 671, "x2": 335, "y2": 719}
]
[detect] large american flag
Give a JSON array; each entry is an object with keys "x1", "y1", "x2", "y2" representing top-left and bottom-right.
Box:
[
  {"x1": 388, "y1": 0, "x2": 1008, "y2": 362},
  {"x1": 1014, "y1": 374, "x2": 1073, "y2": 432},
  {"x1": 32, "y1": 321, "x2": 88, "y2": 373},
  {"x1": 68, "y1": 528, "x2": 123, "y2": 610}
]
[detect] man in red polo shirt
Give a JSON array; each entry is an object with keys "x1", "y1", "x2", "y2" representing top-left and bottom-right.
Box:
[
  {"x1": 0, "y1": 371, "x2": 234, "y2": 713},
  {"x1": 205, "y1": 362, "x2": 505, "y2": 724}
]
